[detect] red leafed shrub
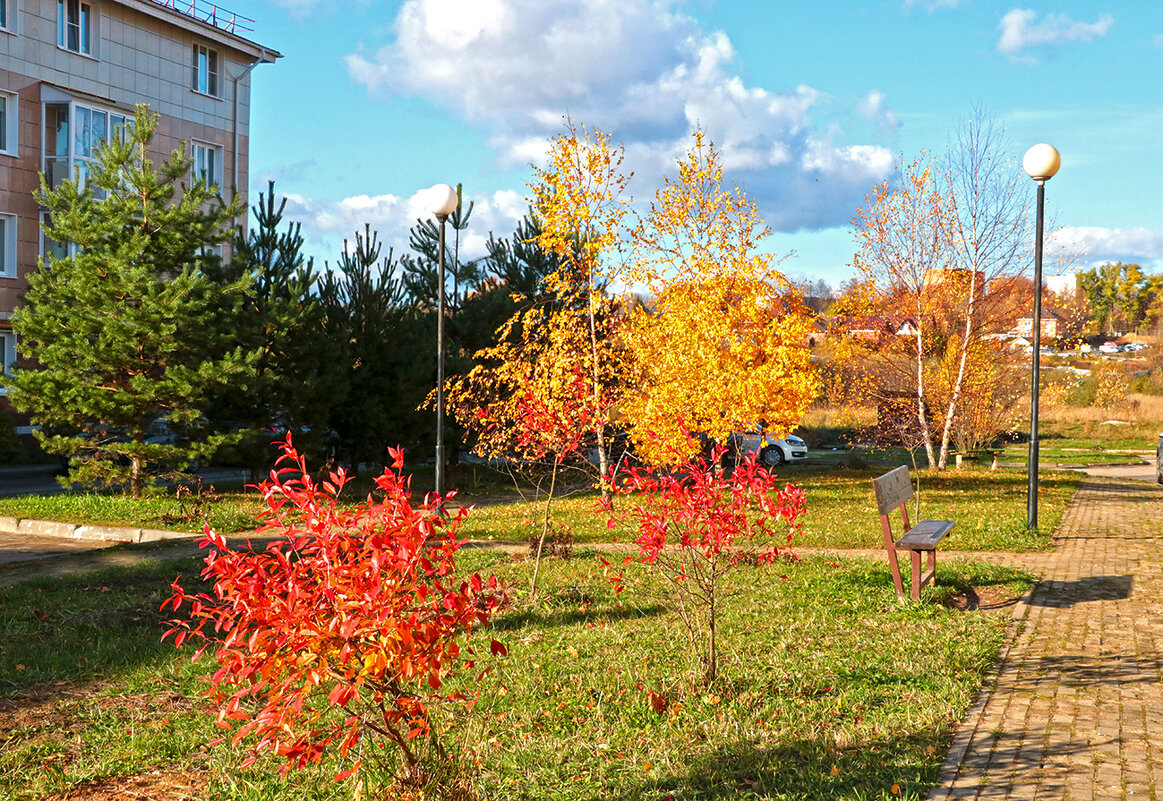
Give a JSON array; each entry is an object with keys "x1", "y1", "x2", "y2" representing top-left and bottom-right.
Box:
[
  {"x1": 605, "y1": 441, "x2": 806, "y2": 686},
  {"x1": 163, "y1": 435, "x2": 508, "y2": 792}
]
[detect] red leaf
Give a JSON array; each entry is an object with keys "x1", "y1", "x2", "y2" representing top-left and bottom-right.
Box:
[{"x1": 162, "y1": 434, "x2": 508, "y2": 778}]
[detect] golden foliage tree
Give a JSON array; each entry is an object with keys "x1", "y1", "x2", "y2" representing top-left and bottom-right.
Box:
[
  {"x1": 529, "y1": 120, "x2": 632, "y2": 486},
  {"x1": 625, "y1": 132, "x2": 818, "y2": 464},
  {"x1": 446, "y1": 291, "x2": 630, "y2": 471}
]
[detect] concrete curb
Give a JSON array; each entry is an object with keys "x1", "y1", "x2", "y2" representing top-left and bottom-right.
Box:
[{"x1": 2, "y1": 517, "x2": 197, "y2": 543}]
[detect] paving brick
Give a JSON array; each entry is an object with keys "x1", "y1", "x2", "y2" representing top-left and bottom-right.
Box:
[{"x1": 929, "y1": 477, "x2": 1163, "y2": 800}]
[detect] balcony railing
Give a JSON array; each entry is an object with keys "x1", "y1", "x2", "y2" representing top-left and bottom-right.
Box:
[{"x1": 148, "y1": 0, "x2": 255, "y2": 34}]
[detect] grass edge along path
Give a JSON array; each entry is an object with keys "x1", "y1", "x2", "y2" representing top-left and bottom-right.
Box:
[{"x1": 0, "y1": 464, "x2": 1083, "y2": 553}]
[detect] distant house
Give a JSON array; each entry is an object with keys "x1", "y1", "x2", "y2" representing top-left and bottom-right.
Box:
[
  {"x1": 1046, "y1": 274, "x2": 1078, "y2": 297},
  {"x1": 1014, "y1": 310, "x2": 1066, "y2": 340},
  {"x1": 921, "y1": 268, "x2": 986, "y2": 297},
  {"x1": 836, "y1": 315, "x2": 920, "y2": 342}
]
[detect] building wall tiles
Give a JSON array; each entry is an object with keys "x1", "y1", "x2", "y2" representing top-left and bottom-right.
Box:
[{"x1": 0, "y1": 0, "x2": 278, "y2": 358}]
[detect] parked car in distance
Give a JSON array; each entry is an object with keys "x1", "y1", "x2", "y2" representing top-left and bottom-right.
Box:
[
  {"x1": 1157, "y1": 433, "x2": 1162, "y2": 485},
  {"x1": 1098, "y1": 341, "x2": 1120, "y2": 354},
  {"x1": 735, "y1": 429, "x2": 809, "y2": 467}
]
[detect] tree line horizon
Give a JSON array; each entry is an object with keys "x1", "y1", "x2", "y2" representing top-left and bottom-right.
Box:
[{"x1": 4, "y1": 105, "x2": 1160, "y2": 492}]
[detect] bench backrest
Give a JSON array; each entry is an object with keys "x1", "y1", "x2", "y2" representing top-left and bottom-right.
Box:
[{"x1": 872, "y1": 465, "x2": 913, "y2": 516}]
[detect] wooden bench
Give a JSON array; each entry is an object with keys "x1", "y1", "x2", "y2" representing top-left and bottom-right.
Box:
[{"x1": 872, "y1": 466, "x2": 954, "y2": 600}]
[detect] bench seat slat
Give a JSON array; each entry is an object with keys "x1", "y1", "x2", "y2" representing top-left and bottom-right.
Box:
[{"x1": 895, "y1": 519, "x2": 954, "y2": 551}]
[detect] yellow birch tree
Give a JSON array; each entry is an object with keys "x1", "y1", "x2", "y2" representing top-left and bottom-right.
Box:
[
  {"x1": 625, "y1": 131, "x2": 817, "y2": 464},
  {"x1": 529, "y1": 120, "x2": 632, "y2": 488}
]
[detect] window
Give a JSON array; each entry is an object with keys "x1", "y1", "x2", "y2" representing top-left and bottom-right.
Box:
[
  {"x1": 0, "y1": 332, "x2": 15, "y2": 378},
  {"x1": 0, "y1": 90, "x2": 16, "y2": 156},
  {"x1": 191, "y1": 141, "x2": 222, "y2": 188},
  {"x1": 43, "y1": 101, "x2": 129, "y2": 194},
  {"x1": 0, "y1": 213, "x2": 15, "y2": 278},
  {"x1": 192, "y1": 44, "x2": 219, "y2": 96},
  {"x1": 40, "y1": 212, "x2": 71, "y2": 262},
  {"x1": 1, "y1": 0, "x2": 11, "y2": 33},
  {"x1": 58, "y1": 0, "x2": 91, "y2": 54}
]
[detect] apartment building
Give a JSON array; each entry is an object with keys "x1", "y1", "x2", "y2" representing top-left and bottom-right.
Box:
[{"x1": 0, "y1": 0, "x2": 280, "y2": 377}]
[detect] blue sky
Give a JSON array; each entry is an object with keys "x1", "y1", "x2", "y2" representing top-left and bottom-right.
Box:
[{"x1": 231, "y1": 0, "x2": 1162, "y2": 287}]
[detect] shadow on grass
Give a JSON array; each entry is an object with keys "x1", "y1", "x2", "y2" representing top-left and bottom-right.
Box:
[
  {"x1": 794, "y1": 554, "x2": 1037, "y2": 614},
  {"x1": 596, "y1": 732, "x2": 950, "y2": 800},
  {"x1": 598, "y1": 720, "x2": 1104, "y2": 801},
  {"x1": 493, "y1": 602, "x2": 668, "y2": 633},
  {"x1": 0, "y1": 557, "x2": 207, "y2": 698}
]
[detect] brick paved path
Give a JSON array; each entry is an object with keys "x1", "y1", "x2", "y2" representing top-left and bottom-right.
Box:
[{"x1": 931, "y1": 476, "x2": 1163, "y2": 800}]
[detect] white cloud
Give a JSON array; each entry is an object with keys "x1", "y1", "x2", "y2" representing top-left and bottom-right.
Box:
[
  {"x1": 344, "y1": 0, "x2": 896, "y2": 233},
  {"x1": 1050, "y1": 226, "x2": 1163, "y2": 271},
  {"x1": 998, "y1": 9, "x2": 1114, "y2": 60},
  {"x1": 858, "y1": 90, "x2": 901, "y2": 132},
  {"x1": 281, "y1": 188, "x2": 530, "y2": 267}
]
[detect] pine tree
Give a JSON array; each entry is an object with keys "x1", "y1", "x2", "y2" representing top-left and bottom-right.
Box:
[
  {"x1": 4, "y1": 105, "x2": 254, "y2": 496},
  {"x1": 203, "y1": 181, "x2": 335, "y2": 480},
  {"x1": 317, "y1": 226, "x2": 408, "y2": 469}
]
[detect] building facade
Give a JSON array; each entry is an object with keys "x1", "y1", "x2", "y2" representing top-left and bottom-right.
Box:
[{"x1": 0, "y1": 0, "x2": 280, "y2": 377}]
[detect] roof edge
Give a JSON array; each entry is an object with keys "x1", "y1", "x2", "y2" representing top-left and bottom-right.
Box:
[{"x1": 115, "y1": 0, "x2": 283, "y2": 62}]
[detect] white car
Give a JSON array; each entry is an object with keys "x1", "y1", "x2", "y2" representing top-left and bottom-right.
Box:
[
  {"x1": 1098, "y1": 342, "x2": 1120, "y2": 354},
  {"x1": 736, "y1": 431, "x2": 809, "y2": 467}
]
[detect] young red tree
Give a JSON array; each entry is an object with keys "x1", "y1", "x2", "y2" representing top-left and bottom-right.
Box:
[
  {"x1": 606, "y1": 436, "x2": 806, "y2": 686},
  {"x1": 163, "y1": 436, "x2": 507, "y2": 794}
]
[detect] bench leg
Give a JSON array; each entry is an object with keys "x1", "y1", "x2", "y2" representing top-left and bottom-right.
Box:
[
  {"x1": 887, "y1": 547, "x2": 906, "y2": 597},
  {"x1": 910, "y1": 551, "x2": 922, "y2": 600},
  {"x1": 927, "y1": 550, "x2": 936, "y2": 587}
]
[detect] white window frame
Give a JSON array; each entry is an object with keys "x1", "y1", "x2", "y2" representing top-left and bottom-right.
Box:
[
  {"x1": 43, "y1": 100, "x2": 129, "y2": 195},
  {"x1": 0, "y1": 89, "x2": 16, "y2": 156},
  {"x1": 190, "y1": 140, "x2": 222, "y2": 189},
  {"x1": 57, "y1": 0, "x2": 93, "y2": 55},
  {"x1": 0, "y1": 212, "x2": 15, "y2": 278},
  {"x1": 192, "y1": 43, "x2": 220, "y2": 97},
  {"x1": 0, "y1": 0, "x2": 14, "y2": 34},
  {"x1": 0, "y1": 331, "x2": 15, "y2": 380}
]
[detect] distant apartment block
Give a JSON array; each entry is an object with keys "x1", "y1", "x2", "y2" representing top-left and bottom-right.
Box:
[{"x1": 0, "y1": 0, "x2": 280, "y2": 377}]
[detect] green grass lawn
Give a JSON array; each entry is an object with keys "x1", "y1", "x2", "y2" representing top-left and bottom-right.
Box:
[
  {"x1": 0, "y1": 546, "x2": 1035, "y2": 800},
  {"x1": 0, "y1": 455, "x2": 1085, "y2": 797},
  {"x1": 994, "y1": 445, "x2": 1145, "y2": 465},
  {"x1": 460, "y1": 464, "x2": 1082, "y2": 553},
  {"x1": 0, "y1": 489, "x2": 260, "y2": 535},
  {"x1": 0, "y1": 460, "x2": 1083, "y2": 555}
]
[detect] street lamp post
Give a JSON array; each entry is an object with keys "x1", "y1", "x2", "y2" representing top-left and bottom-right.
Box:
[
  {"x1": 1022, "y1": 144, "x2": 1060, "y2": 530},
  {"x1": 428, "y1": 183, "x2": 459, "y2": 496}
]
